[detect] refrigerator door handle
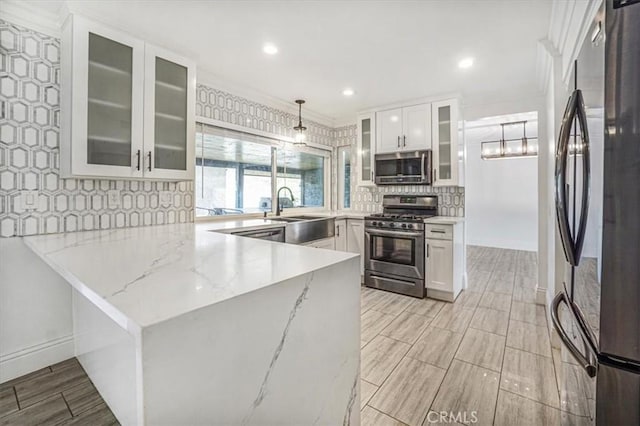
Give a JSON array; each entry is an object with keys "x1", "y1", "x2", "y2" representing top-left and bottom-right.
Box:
[
  {"x1": 574, "y1": 91, "x2": 591, "y2": 265},
  {"x1": 551, "y1": 289, "x2": 598, "y2": 378},
  {"x1": 555, "y1": 89, "x2": 591, "y2": 267}
]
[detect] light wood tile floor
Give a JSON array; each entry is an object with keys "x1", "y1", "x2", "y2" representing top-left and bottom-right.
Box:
[
  {"x1": 360, "y1": 246, "x2": 594, "y2": 426},
  {"x1": 0, "y1": 246, "x2": 594, "y2": 425}
]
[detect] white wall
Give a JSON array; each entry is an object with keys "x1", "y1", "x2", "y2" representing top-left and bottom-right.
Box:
[
  {"x1": 0, "y1": 238, "x2": 73, "y2": 382},
  {"x1": 465, "y1": 112, "x2": 539, "y2": 251}
]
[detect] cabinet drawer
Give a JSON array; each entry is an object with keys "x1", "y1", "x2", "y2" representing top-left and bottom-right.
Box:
[{"x1": 425, "y1": 224, "x2": 453, "y2": 240}]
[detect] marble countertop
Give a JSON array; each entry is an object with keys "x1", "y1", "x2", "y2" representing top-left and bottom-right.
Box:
[
  {"x1": 23, "y1": 223, "x2": 358, "y2": 332},
  {"x1": 424, "y1": 216, "x2": 465, "y2": 225}
]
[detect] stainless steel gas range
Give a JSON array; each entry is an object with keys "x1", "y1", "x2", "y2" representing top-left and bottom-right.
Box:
[{"x1": 364, "y1": 195, "x2": 437, "y2": 298}]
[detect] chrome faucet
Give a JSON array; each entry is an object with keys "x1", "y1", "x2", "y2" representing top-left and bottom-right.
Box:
[{"x1": 275, "y1": 186, "x2": 295, "y2": 216}]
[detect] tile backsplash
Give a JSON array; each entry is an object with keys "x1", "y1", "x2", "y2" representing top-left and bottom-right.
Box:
[
  {"x1": 0, "y1": 18, "x2": 463, "y2": 238},
  {"x1": 0, "y1": 19, "x2": 194, "y2": 237},
  {"x1": 334, "y1": 125, "x2": 465, "y2": 217}
]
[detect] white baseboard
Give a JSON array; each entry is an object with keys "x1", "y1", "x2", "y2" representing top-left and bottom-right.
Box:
[{"x1": 0, "y1": 335, "x2": 74, "y2": 383}]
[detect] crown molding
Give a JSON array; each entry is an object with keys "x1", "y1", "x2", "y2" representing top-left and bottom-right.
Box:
[
  {"x1": 356, "y1": 92, "x2": 461, "y2": 116},
  {"x1": 560, "y1": 0, "x2": 602, "y2": 86},
  {"x1": 0, "y1": 0, "x2": 64, "y2": 38},
  {"x1": 333, "y1": 116, "x2": 358, "y2": 128},
  {"x1": 546, "y1": 0, "x2": 602, "y2": 86},
  {"x1": 197, "y1": 68, "x2": 337, "y2": 129},
  {"x1": 536, "y1": 38, "x2": 561, "y2": 94}
]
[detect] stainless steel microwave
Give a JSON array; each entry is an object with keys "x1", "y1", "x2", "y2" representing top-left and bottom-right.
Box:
[{"x1": 374, "y1": 150, "x2": 432, "y2": 185}]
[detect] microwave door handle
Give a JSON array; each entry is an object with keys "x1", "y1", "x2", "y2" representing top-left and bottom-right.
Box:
[{"x1": 421, "y1": 153, "x2": 426, "y2": 181}]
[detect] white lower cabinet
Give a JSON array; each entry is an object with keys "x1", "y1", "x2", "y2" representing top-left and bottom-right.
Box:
[
  {"x1": 426, "y1": 222, "x2": 463, "y2": 302},
  {"x1": 346, "y1": 219, "x2": 365, "y2": 276},
  {"x1": 304, "y1": 237, "x2": 336, "y2": 250},
  {"x1": 334, "y1": 220, "x2": 347, "y2": 251}
]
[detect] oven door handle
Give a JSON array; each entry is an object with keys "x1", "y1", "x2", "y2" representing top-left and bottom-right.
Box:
[
  {"x1": 365, "y1": 229, "x2": 424, "y2": 239},
  {"x1": 369, "y1": 274, "x2": 416, "y2": 287}
]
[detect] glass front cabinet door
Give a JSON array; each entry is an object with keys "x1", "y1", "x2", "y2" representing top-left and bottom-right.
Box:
[
  {"x1": 62, "y1": 15, "x2": 145, "y2": 178},
  {"x1": 143, "y1": 46, "x2": 195, "y2": 180},
  {"x1": 431, "y1": 99, "x2": 460, "y2": 187},
  {"x1": 61, "y1": 15, "x2": 195, "y2": 180},
  {"x1": 357, "y1": 112, "x2": 376, "y2": 186}
]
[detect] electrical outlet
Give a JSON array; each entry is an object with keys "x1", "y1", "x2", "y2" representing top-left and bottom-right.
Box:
[
  {"x1": 159, "y1": 191, "x2": 172, "y2": 207},
  {"x1": 107, "y1": 190, "x2": 121, "y2": 209},
  {"x1": 20, "y1": 191, "x2": 38, "y2": 211}
]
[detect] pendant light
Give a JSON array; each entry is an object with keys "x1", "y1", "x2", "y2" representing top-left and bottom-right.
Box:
[
  {"x1": 481, "y1": 120, "x2": 539, "y2": 160},
  {"x1": 293, "y1": 99, "x2": 307, "y2": 145}
]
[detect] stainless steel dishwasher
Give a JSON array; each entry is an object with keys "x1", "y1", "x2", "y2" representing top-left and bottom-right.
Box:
[{"x1": 231, "y1": 227, "x2": 285, "y2": 242}]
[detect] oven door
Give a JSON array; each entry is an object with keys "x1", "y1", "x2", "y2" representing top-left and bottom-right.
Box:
[{"x1": 365, "y1": 228, "x2": 425, "y2": 279}]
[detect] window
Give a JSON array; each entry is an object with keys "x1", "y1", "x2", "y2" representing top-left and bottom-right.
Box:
[
  {"x1": 337, "y1": 146, "x2": 351, "y2": 209},
  {"x1": 195, "y1": 124, "x2": 330, "y2": 217},
  {"x1": 277, "y1": 150, "x2": 325, "y2": 209}
]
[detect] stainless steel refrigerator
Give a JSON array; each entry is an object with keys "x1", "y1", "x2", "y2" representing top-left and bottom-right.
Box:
[{"x1": 551, "y1": 1, "x2": 640, "y2": 424}]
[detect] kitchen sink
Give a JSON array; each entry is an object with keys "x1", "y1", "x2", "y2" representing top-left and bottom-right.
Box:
[
  {"x1": 284, "y1": 216, "x2": 335, "y2": 244},
  {"x1": 269, "y1": 217, "x2": 304, "y2": 222}
]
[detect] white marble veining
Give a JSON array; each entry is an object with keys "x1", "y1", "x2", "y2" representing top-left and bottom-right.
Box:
[
  {"x1": 23, "y1": 223, "x2": 358, "y2": 331},
  {"x1": 23, "y1": 223, "x2": 361, "y2": 425}
]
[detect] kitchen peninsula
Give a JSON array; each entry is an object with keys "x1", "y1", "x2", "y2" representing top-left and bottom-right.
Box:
[{"x1": 22, "y1": 223, "x2": 361, "y2": 425}]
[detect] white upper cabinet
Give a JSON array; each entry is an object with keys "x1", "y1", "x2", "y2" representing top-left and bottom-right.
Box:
[
  {"x1": 143, "y1": 45, "x2": 195, "y2": 180},
  {"x1": 376, "y1": 104, "x2": 431, "y2": 153},
  {"x1": 356, "y1": 113, "x2": 376, "y2": 186},
  {"x1": 431, "y1": 99, "x2": 460, "y2": 187},
  {"x1": 402, "y1": 104, "x2": 432, "y2": 151},
  {"x1": 376, "y1": 108, "x2": 403, "y2": 153},
  {"x1": 61, "y1": 15, "x2": 195, "y2": 181}
]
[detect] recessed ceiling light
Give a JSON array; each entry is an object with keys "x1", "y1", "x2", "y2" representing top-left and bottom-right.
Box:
[
  {"x1": 458, "y1": 57, "x2": 474, "y2": 69},
  {"x1": 263, "y1": 43, "x2": 278, "y2": 55},
  {"x1": 342, "y1": 88, "x2": 355, "y2": 96}
]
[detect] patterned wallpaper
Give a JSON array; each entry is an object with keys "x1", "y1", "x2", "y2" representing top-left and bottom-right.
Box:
[
  {"x1": 0, "y1": 20, "x2": 194, "y2": 237},
  {"x1": 0, "y1": 18, "x2": 463, "y2": 238},
  {"x1": 195, "y1": 85, "x2": 335, "y2": 147},
  {"x1": 334, "y1": 124, "x2": 465, "y2": 217}
]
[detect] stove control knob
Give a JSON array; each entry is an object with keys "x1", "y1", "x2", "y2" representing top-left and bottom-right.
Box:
[
  {"x1": 371, "y1": 221, "x2": 377, "y2": 226},
  {"x1": 389, "y1": 223, "x2": 395, "y2": 228},
  {"x1": 406, "y1": 224, "x2": 413, "y2": 229},
  {"x1": 401, "y1": 223, "x2": 407, "y2": 229}
]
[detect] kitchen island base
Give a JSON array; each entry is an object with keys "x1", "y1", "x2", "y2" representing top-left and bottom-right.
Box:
[{"x1": 73, "y1": 259, "x2": 361, "y2": 425}]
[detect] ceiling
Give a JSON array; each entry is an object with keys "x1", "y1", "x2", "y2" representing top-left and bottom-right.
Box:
[{"x1": 23, "y1": 0, "x2": 552, "y2": 123}]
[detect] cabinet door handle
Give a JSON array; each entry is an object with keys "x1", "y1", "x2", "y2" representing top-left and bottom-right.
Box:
[
  {"x1": 147, "y1": 151, "x2": 152, "y2": 172},
  {"x1": 337, "y1": 225, "x2": 340, "y2": 237},
  {"x1": 426, "y1": 243, "x2": 429, "y2": 258},
  {"x1": 403, "y1": 135, "x2": 406, "y2": 147},
  {"x1": 397, "y1": 136, "x2": 400, "y2": 148},
  {"x1": 136, "y1": 150, "x2": 141, "y2": 171}
]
